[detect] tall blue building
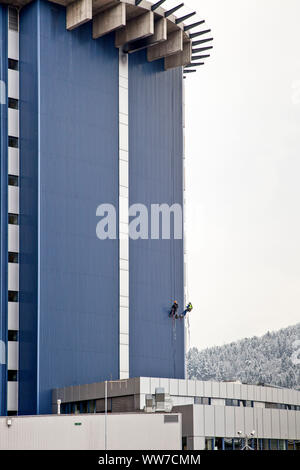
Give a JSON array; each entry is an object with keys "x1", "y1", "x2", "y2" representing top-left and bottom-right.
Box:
[{"x1": 0, "y1": 0, "x2": 212, "y2": 415}]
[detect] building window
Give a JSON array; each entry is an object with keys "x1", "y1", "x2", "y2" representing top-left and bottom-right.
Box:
[
  {"x1": 194, "y1": 397, "x2": 211, "y2": 405},
  {"x1": 8, "y1": 175, "x2": 19, "y2": 187},
  {"x1": 287, "y1": 440, "x2": 295, "y2": 450},
  {"x1": 8, "y1": 136, "x2": 18, "y2": 148},
  {"x1": 8, "y1": 252, "x2": 18, "y2": 263},
  {"x1": 8, "y1": 291, "x2": 18, "y2": 302},
  {"x1": 8, "y1": 330, "x2": 18, "y2": 341},
  {"x1": 214, "y1": 437, "x2": 223, "y2": 450},
  {"x1": 88, "y1": 400, "x2": 96, "y2": 413},
  {"x1": 295, "y1": 441, "x2": 300, "y2": 450},
  {"x1": 8, "y1": 98, "x2": 18, "y2": 110},
  {"x1": 205, "y1": 438, "x2": 214, "y2": 450},
  {"x1": 8, "y1": 59, "x2": 18, "y2": 71},
  {"x1": 262, "y1": 439, "x2": 270, "y2": 450},
  {"x1": 224, "y1": 438, "x2": 233, "y2": 450},
  {"x1": 241, "y1": 400, "x2": 253, "y2": 407},
  {"x1": 270, "y1": 439, "x2": 278, "y2": 450},
  {"x1": 233, "y1": 438, "x2": 242, "y2": 450},
  {"x1": 7, "y1": 370, "x2": 17, "y2": 381},
  {"x1": 278, "y1": 440, "x2": 286, "y2": 450},
  {"x1": 225, "y1": 398, "x2": 239, "y2": 406},
  {"x1": 8, "y1": 213, "x2": 18, "y2": 225}
]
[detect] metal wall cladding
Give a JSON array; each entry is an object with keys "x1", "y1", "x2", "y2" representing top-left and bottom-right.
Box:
[
  {"x1": 19, "y1": 0, "x2": 119, "y2": 414},
  {"x1": 128, "y1": 50, "x2": 184, "y2": 379},
  {"x1": 0, "y1": 5, "x2": 8, "y2": 416}
]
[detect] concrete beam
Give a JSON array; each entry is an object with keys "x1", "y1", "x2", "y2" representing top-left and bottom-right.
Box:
[
  {"x1": 66, "y1": 0, "x2": 92, "y2": 31},
  {"x1": 93, "y1": 3, "x2": 126, "y2": 39},
  {"x1": 115, "y1": 11, "x2": 154, "y2": 48},
  {"x1": 125, "y1": 17, "x2": 167, "y2": 53},
  {"x1": 147, "y1": 29, "x2": 183, "y2": 62},
  {"x1": 164, "y1": 40, "x2": 191, "y2": 70}
]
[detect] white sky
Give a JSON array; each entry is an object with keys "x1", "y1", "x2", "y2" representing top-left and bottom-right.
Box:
[{"x1": 181, "y1": 0, "x2": 300, "y2": 349}]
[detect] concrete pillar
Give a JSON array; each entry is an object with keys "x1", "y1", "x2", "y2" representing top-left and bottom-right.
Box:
[
  {"x1": 147, "y1": 29, "x2": 183, "y2": 62},
  {"x1": 115, "y1": 11, "x2": 154, "y2": 47},
  {"x1": 93, "y1": 3, "x2": 126, "y2": 39},
  {"x1": 66, "y1": 0, "x2": 92, "y2": 31},
  {"x1": 164, "y1": 40, "x2": 191, "y2": 70}
]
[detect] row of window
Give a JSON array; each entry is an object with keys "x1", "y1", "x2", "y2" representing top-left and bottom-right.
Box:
[
  {"x1": 7, "y1": 8, "x2": 19, "y2": 400},
  {"x1": 194, "y1": 397, "x2": 254, "y2": 407},
  {"x1": 265, "y1": 402, "x2": 300, "y2": 411},
  {"x1": 61, "y1": 401, "x2": 97, "y2": 415},
  {"x1": 194, "y1": 397, "x2": 300, "y2": 411},
  {"x1": 205, "y1": 437, "x2": 300, "y2": 451}
]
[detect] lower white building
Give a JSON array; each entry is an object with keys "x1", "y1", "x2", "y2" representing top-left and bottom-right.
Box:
[
  {"x1": 0, "y1": 412, "x2": 181, "y2": 450},
  {"x1": 53, "y1": 377, "x2": 300, "y2": 450}
]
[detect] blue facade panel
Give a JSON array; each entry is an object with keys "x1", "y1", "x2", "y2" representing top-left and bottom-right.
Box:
[
  {"x1": 128, "y1": 51, "x2": 185, "y2": 379},
  {"x1": 19, "y1": 0, "x2": 119, "y2": 414},
  {"x1": 19, "y1": 1, "x2": 39, "y2": 415},
  {"x1": 0, "y1": 5, "x2": 8, "y2": 416}
]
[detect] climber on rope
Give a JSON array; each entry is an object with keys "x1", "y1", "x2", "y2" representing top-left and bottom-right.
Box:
[
  {"x1": 169, "y1": 300, "x2": 179, "y2": 318},
  {"x1": 180, "y1": 302, "x2": 193, "y2": 319}
]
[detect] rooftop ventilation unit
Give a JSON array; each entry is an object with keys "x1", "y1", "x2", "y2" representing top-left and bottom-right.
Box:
[
  {"x1": 144, "y1": 387, "x2": 173, "y2": 413},
  {"x1": 8, "y1": 7, "x2": 19, "y2": 32}
]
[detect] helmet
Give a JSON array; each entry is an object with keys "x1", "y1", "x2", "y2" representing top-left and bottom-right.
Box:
[{"x1": 174, "y1": 300, "x2": 178, "y2": 304}]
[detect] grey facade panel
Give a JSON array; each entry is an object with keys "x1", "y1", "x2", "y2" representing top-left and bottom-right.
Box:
[{"x1": 214, "y1": 406, "x2": 225, "y2": 437}]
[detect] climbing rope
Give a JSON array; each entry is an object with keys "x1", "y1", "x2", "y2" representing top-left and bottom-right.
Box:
[{"x1": 186, "y1": 313, "x2": 191, "y2": 351}]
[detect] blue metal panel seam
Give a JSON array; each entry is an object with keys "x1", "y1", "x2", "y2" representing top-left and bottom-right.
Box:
[{"x1": 36, "y1": 0, "x2": 41, "y2": 414}]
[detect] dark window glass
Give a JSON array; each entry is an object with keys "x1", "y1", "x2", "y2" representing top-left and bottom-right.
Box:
[
  {"x1": 7, "y1": 370, "x2": 17, "y2": 381},
  {"x1": 278, "y1": 440, "x2": 286, "y2": 450},
  {"x1": 225, "y1": 398, "x2": 239, "y2": 407},
  {"x1": 287, "y1": 440, "x2": 294, "y2": 450},
  {"x1": 8, "y1": 175, "x2": 18, "y2": 187},
  {"x1": 8, "y1": 291, "x2": 18, "y2": 302},
  {"x1": 8, "y1": 252, "x2": 18, "y2": 263},
  {"x1": 205, "y1": 438, "x2": 214, "y2": 450},
  {"x1": 194, "y1": 397, "x2": 211, "y2": 405},
  {"x1": 8, "y1": 213, "x2": 18, "y2": 225},
  {"x1": 233, "y1": 438, "x2": 242, "y2": 450},
  {"x1": 8, "y1": 330, "x2": 18, "y2": 341},
  {"x1": 88, "y1": 400, "x2": 96, "y2": 413},
  {"x1": 8, "y1": 136, "x2": 18, "y2": 148},
  {"x1": 224, "y1": 438, "x2": 233, "y2": 450},
  {"x1": 214, "y1": 437, "x2": 223, "y2": 451},
  {"x1": 262, "y1": 439, "x2": 269, "y2": 450},
  {"x1": 8, "y1": 98, "x2": 18, "y2": 110},
  {"x1": 243, "y1": 400, "x2": 253, "y2": 407},
  {"x1": 8, "y1": 59, "x2": 18, "y2": 71},
  {"x1": 270, "y1": 439, "x2": 278, "y2": 450},
  {"x1": 265, "y1": 402, "x2": 277, "y2": 409}
]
